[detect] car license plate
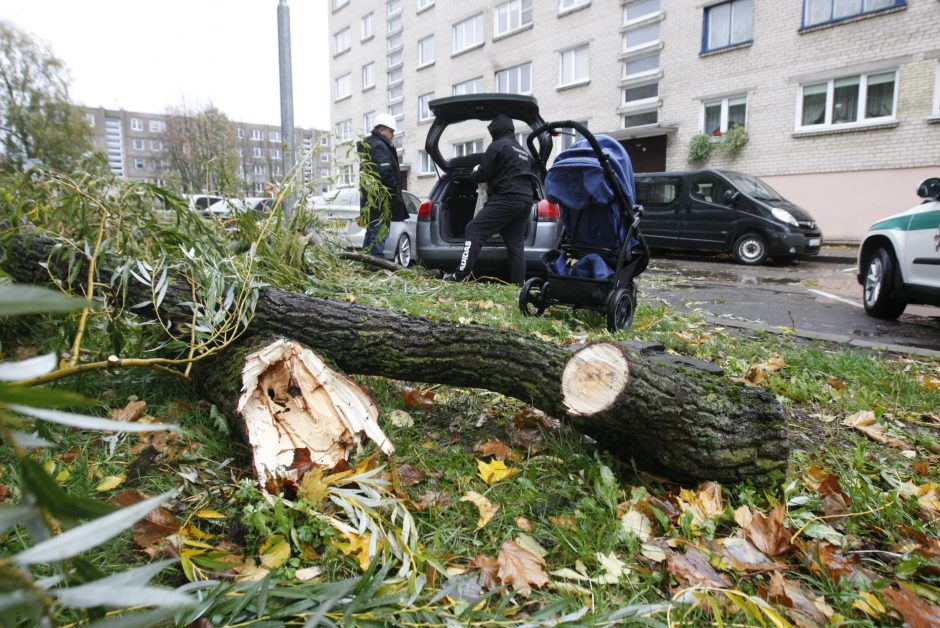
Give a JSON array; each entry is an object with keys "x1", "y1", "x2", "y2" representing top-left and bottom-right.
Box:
[{"x1": 808, "y1": 238, "x2": 820, "y2": 247}]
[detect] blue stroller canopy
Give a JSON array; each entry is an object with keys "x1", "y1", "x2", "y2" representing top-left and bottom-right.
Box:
[{"x1": 544, "y1": 134, "x2": 636, "y2": 250}]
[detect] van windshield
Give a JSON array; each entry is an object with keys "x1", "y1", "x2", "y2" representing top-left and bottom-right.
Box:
[{"x1": 723, "y1": 172, "x2": 784, "y2": 202}]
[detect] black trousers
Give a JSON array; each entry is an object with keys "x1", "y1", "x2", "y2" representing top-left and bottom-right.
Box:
[{"x1": 456, "y1": 195, "x2": 530, "y2": 285}]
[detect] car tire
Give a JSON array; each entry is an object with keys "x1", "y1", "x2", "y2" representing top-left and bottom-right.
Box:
[
  {"x1": 394, "y1": 234, "x2": 412, "y2": 267},
  {"x1": 862, "y1": 246, "x2": 907, "y2": 319},
  {"x1": 732, "y1": 233, "x2": 768, "y2": 265},
  {"x1": 606, "y1": 288, "x2": 635, "y2": 333},
  {"x1": 519, "y1": 277, "x2": 547, "y2": 317}
]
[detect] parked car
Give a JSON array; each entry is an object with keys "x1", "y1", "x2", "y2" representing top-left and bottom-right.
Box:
[
  {"x1": 202, "y1": 197, "x2": 274, "y2": 219},
  {"x1": 309, "y1": 188, "x2": 422, "y2": 266},
  {"x1": 183, "y1": 193, "x2": 225, "y2": 213},
  {"x1": 857, "y1": 177, "x2": 940, "y2": 318},
  {"x1": 634, "y1": 169, "x2": 823, "y2": 265},
  {"x1": 417, "y1": 93, "x2": 559, "y2": 277}
]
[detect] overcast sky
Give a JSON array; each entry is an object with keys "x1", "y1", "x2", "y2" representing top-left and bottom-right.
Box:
[{"x1": 2, "y1": 0, "x2": 331, "y2": 129}]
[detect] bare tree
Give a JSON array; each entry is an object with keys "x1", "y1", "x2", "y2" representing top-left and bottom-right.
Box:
[{"x1": 163, "y1": 101, "x2": 241, "y2": 194}]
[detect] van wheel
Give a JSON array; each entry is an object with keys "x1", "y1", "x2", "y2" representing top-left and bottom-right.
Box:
[
  {"x1": 863, "y1": 246, "x2": 907, "y2": 319},
  {"x1": 606, "y1": 288, "x2": 635, "y2": 333},
  {"x1": 394, "y1": 234, "x2": 412, "y2": 267},
  {"x1": 732, "y1": 233, "x2": 768, "y2": 265},
  {"x1": 519, "y1": 277, "x2": 547, "y2": 317}
]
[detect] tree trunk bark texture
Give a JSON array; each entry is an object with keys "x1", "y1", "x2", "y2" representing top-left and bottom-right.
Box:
[{"x1": 4, "y1": 233, "x2": 788, "y2": 485}]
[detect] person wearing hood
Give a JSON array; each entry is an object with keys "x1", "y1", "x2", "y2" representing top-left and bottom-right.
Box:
[
  {"x1": 443, "y1": 113, "x2": 534, "y2": 285},
  {"x1": 358, "y1": 113, "x2": 408, "y2": 257}
]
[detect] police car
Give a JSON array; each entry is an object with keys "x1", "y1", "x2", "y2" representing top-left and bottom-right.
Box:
[{"x1": 857, "y1": 177, "x2": 940, "y2": 318}]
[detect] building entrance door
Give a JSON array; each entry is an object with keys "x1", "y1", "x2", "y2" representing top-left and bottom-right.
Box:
[{"x1": 621, "y1": 135, "x2": 666, "y2": 173}]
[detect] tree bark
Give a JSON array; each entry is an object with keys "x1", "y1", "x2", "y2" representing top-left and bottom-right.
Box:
[{"x1": 4, "y1": 232, "x2": 788, "y2": 485}]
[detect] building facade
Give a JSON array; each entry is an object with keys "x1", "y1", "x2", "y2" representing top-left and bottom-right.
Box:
[
  {"x1": 81, "y1": 106, "x2": 334, "y2": 195},
  {"x1": 328, "y1": 0, "x2": 939, "y2": 240}
]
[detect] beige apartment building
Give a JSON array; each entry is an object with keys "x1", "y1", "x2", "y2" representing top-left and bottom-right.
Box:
[
  {"x1": 81, "y1": 106, "x2": 334, "y2": 196},
  {"x1": 328, "y1": 0, "x2": 939, "y2": 241}
]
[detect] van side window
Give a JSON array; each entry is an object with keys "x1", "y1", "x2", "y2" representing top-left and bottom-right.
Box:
[
  {"x1": 690, "y1": 174, "x2": 731, "y2": 205},
  {"x1": 636, "y1": 177, "x2": 681, "y2": 207}
]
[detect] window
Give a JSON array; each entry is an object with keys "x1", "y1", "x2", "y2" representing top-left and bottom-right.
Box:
[
  {"x1": 624, "y1": 0, "x2": 661, "y2": 23},
  {"x1": 320, "y1": 135, "x2": 330, "y2": 146},
  {"x1": 623, "y1": 22, "x2": 660, "y2": 51},
  {"x1": 251, "y1": 129, "x2": 263, "y2": 141},
  {"x1": 388, "y1": 67, "x2": 403, "y2": 84},
  {"x1": 388, "y1": 84, "x2": 404, "y2": 101},
  {"x1": 559, "y1": 0, "x2": 590, "y2": 13},
  {"x1": 703, "y1": 95, "x2": 747, "y2": 135},
  {"x1": 635, "y1": 176, "x2": 680, "y2": 207},
  {"x1": 496, "y1": 62, "x2": 532, "y2": 94},
  {"x1": 340, "y1": 165, "x2": 355, "y2": 186},
  {"x1": 321, "y1": 184, "x2": 330, "y2": 193},
  {"x1": 320, "y1": 153, "x2": 330, "y2": 162},
  {"x1": 252, "y1": 147, "x2": 264, "y2": 158},
  {"x1": 132, "y1": 139, "x2": 144, "y2": 151},
  {"x1": 237, "y1": 148, "x2": 244, "y2": 157},
  {"x1": 334, "y1": 73, "x2": 352, "y2": 101},
  {"x1": 334, "y1": 0, "x2": 349, "y2": 10},
  {"x1": 149, "y1": 120, "x2": 166, "y2": 133},
  {"x1": 150, "y1": 140, "x2": 163, "y2": 151},
  {"x1": 363, "y1": 111, "x2": 375, "y2": 132},
  {"x1": 334, "y1": 27, "x2": 351, "y2": 54},
  {"x1": 84, "y1": 113, "x2": 95, "y2": 127},
  {"x1": 130, "y1": 118, "x2": 143, "y2": 131},
  {"x1": 623, "y1": 111, "x2": 658, "y2": 128},
  {"x1": 454, "y1": 140, "x2": 483, "y2": 156},
  {"x1": 388, "y1": 50, "x2": 403, "y2": 67},
  {"x1": 253, "y1": 165, "x2": 265, "y2": 175},
  {"x1": 623, "y1": 51, "x2": 660, "y2": 78},
  {"x1": 417, "y1": 35, "x2": 435, "y2": 67},
  {"x1": 453, "y1": 14, "x2": 484, "y2": 54},
  {"x1": 494, "y1": 0, "x2": 532, "y2": 37},
  {"x1": 362, "y1": 13, "x2": 374, "y2": 40},
  {"x1": 798, "y1": 70, "x2": 897, "y2": 130},
  {"x1": 419, "y1": 150, "x2": 435, "y2": 174},
  {"x1": 237, "y1": 127, "x2": 245, "y2": 139},
  {"x1": 803, "y1": 0, "x2": 903, "y2": 28},
  {"x1": 418, "y1": 93, "x2": 434, "y2": 121},
  {"x1": 362, "y1": 62, "x2": 375, "y2": 89},
  {"x1": 623, "y1": 82, "x2": 658, "y2": 105},
  {"x1": 704, "y1": 0, "x2": 753, "y2": 52},
  {"x1": 134, "y1": 158, "x2": 145, "y2": 169},
  {"x1": 417, "y1": 0, "x2": 434, "y2": 10},
  {"x1": 388, "y1": 0, "x2": 402, "y2": 15},
  {"x1": 388, "y1": 14, "x2": 402, "y2": 34},
  {"x1": 320, "y1": 168, "x2": 330, "y2": 178},
  {"x1": 388, "y1": 31, "x2": 403, "y2": 50},
  {"x1": 388, "y1": 102, "x2": 404, "y2": 119},
  {"x1": 269, "y1": 130, "x2": 280, "y2": 142},
  {"x1": 335, "y1": 119, "x2": 353, "y2": 142},
  {"x1": 559, "y1": 123, "x2": 586, "y2": 150},
  {"x1": 559, "y1": 45, "x2": 589, "y2": 87},
  {"x1": 453, "y1": 77, "x2": 484, "y2": 95},
  {"x1": 271, "y1": 148, "x2": 281, "y2": 159},
  {"x1": 690, "y1": 174, "x2": 732, "y2": 205}
]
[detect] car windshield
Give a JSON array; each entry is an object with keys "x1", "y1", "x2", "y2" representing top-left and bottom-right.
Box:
[{"x1": 723, "y1": 172, "x2": 785, "y2": 202}]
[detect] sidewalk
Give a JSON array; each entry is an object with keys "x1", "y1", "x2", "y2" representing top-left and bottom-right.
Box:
[{"x1": 806, "y1": 242, "x2": 857, "y2": 265}]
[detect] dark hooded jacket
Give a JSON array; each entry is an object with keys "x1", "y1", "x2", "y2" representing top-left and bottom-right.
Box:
[
  {"x1": 357, "y1": 129, "x2": 407, "y2": 221},
  {"x1": 470, "y1": 113, "x2": 534, "y2": 201}
]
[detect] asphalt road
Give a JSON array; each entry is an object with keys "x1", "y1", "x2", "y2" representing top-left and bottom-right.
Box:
[{"x1": 642, "y1": 253, "x2": 940, "y2": 356}]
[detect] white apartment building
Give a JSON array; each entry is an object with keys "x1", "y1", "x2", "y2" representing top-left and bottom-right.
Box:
[{"x1": 328, "y1": 0, "x2": 940, "y2": 240}]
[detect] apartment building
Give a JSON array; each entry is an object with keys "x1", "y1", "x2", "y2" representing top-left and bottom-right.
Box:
[
  {"x1": 328, "y1": 0, "x2": 939, "y2": 240},
  {"x1": 81, "y1": 106, "x2": 334, "y2": 195}
]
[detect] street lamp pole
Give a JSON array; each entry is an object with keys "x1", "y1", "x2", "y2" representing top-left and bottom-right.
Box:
[{"x1": 277, "y1": 0, "x2": 296, "y2": 224}]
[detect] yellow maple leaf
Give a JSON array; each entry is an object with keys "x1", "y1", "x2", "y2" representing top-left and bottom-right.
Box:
[
  {"x1": 299, "y1": 468, "x2": 331, "y2": 505},
  {"x1": 337, "y1": 532, "x2": 378, "y2": 571},
  {"x1": 460, "y1": 491, "x2": 500, "y2": 530},
  {"x1": 259, "y1": 535, "x2": 291, "y2": 570},
  {"x1": 676, "y1": 481, "x2": 724, "y2": 529},
  {"x1": 477, "y1": 459, "x2": 520, "y2": 484},
  {"x1": 95, "y1": 474, "x2": 126, "y2": 492}
]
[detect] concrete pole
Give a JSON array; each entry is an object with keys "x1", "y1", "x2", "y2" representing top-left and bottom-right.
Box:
[{"x1": 277, "y1": 0, "x2": 296, "y2": 224}]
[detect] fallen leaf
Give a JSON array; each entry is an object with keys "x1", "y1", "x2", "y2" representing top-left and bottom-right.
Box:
[
  {"x1": 667, "y1": 546, "x2": 731, "y2": 590},
  {"x1": 475, "y1": 438, "x2": 513, "y2": 460},
  {"x1": 760, "y1": 356, "x2": 787, "y2": 372},
  {"x1": 766, "y1": 571, "x2": 829, "y2": 628},
  {"x1": 843, "y1": 410, "x2": 913, "y2": 450},
  {"x1": 295, "y1": 566, "x2": 322, "y2": 581},
  {"x1": 549, "y1": 514, "x2": 578, "y2": 530},
  {"x1": 516, "y1": 516, "x2": 533, "y2": 531},
  {"x1": 734, "y1": 505, "x2": 753, "y2": 529},
  {"x1": 676, "y1": 481, "x2": 724, "y2": 530},
  {"x1": 826, "y1": 377, "x2": 848, "y2": 391},
  {"x1": 54, "y1": 468, "x2": 70, "y2": 485},
  {"x1": 510, "y1": 429, "x2": 542, "y2": 450},
  {"x1": 803, "y1": 541, "x2": 873, "y2": 585},
  {"x1": 299, "y1": 468, "x2": 330, "y2": 505},
  {"x1": 708, "y1": 537, "x2": 787, "y2": 573},
  {"x1": 621, "y1": 509, "x2": 652, "y2": 542},
  {"x1": 511, "y1": 408, "x2": 554, "y2": 430},
  {"x1": 196, "y1": 510, "x2": 226, "y2": 520},
  {"x1": 336, "y1": 532, "x2": 377, "y2": 571},
  {"x1": 883, "y1": 584, "x2": 940, "y2": 627},
  {"x1": 412, "y1": 489, "x2": 454, "y2": 512},
  {"x1": 746, "y1": 504, "x2": 793, "y2": 557},
  {"x1": 468, "y1": 554, "x2": 500, "y2": 590},
  {"x1": 497, "y1": 540, "x2": 549, "y2": 596},
  {"x1": 852, "y1": 591, "x2": 885, "y2": 619},
  {"x1": 595, "y1": 551, "x2": 629, "y2": 584},
  {"x1": 396, "y1": 463, "x2": 426, "y2": 487},
  {"x1": 388, "y1": 409, "x2": 414, "y2": 428},
  {"x1": 477, "y1": 459, "x2": 520, "y2": 484},
  {"x1": 112, "y1": 488, "x2": 180, "y2": 552},
  {"x1": 112, "y1": 399, "x2": 148, "y2": 422},
  {"x1": 461, "y1": 491, "x2": 499, "y2": 529},
  {"x1": 640, "y1": 543, "x2": 667, "y2": 562},
  {"x1": 0, "y1": 485, "x2": 9, "y2": 504},
  {"x1": 95, "y1": 474, "x2": 126, "y2": 492},
  {"x1": 57, "y1": 447, "x2": 80, "y2": 464},
  {"x1": 821, "y1": 493, "x2": 849, "y2": 521},
  {"x1": 514, "y1": 533, "x2": 547, "y2": 558},
  {"x1": 400, "y1": 387, "x2": 435, "y2": 410}
]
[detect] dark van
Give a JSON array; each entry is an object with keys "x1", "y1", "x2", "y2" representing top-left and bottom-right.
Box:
[{"x1": 635, "y1": 169, "x2": 822, "y2": 264}]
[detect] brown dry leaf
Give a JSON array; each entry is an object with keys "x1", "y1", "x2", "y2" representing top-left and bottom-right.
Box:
[
  {"x1": 497, "y1": 540, "x2": 549, "y2": 597},
  {"x1": 666, "y1": 546, "x2": 731, "y2": 590},
  {"x1": 549, "y1": 514, "x2": 578, "y2": 530},
  {"x1": 746, "y1": 504, "x2": 793, "y2": 557},
  {"x1": 460, "y1": 491, "x2": 499, "y2": 529},
  {"x1": 676, "y1": 481, "x2": 724, "y2": 530},
  {"x1": 826, "y1": 377, "x2": 848, "y2": 391},
  {"x1": 468, "y1": 554, "x2": 501, "y2": 590},
  {"x1": 822, "y1": 493, "x2": 849, "y2": 521},
  {"x1": 511, "y1": 408, "x2": 555, "y2": 430},
  {"x1": 14, "y1": 345, "x2": 41, "y2": 360},
  {"x1": 760, "y1": 356, "x2": 787, "y2": 372},
  {"x1": 913, "y1": 460, "x2": 931, "y2": 476},
  {"x1": 396, "y1": 464, "x2": 427, "y2": 487},
  {"x1": 801, "y1": 465, "x2": 831, "y2": 492},
  {"x1": 0, "y1": 485, "x2": 10, "y2": 504},
  {"x1": 516, "y1": 516, "x2": 534, "y2": 532},
  {"x1": 112, "y1": 399, "x2": 148, "y2": 422},
  {"x1": 843, "y1": 410, "x2": 914, "y2": 450},
  {"x1": 400, "y1": 387, "x2": 435, "y2": 410},
  {"x1": 739, "y1": 366, "x2": 768, "y2": 386},
  {"x1": 766, "y1": 571, "x2": 829, "y2": 628},
  {"x1": 510, "y1": 429, "x2": 543, "y2": 451},
  {"x1": 900, "y1": 481, "x2": 940, "y2": 521},
  {"x1": 57, "y1": 447, "x2": 81, "y2": 464},
  {"x1": 112, "y1": 488, "x2": 180, "y2": 551},
  {"x1": 803, "y1": 541, "x2": 872, "y2": 584},
  {"x1": 883, "y1": 584, "x2": 940, "y2": 627},
  {"x1": 412, "y1": 489, "x2": 454, "y2": 512},
  {"x1": 475, "y1": 438, "x2": 513, "y2": 461},
  {"x1": 707, "y1": 537, "x2": 787, "y2": 573}
]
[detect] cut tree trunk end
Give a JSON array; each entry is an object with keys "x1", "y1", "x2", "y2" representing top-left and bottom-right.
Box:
[{"x1": 562, "y1": 344, "x2": 630, "y2": 416}]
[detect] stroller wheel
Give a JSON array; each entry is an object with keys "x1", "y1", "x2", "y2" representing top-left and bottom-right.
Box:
[
  {"x1": 606, "y1": 288, "x2": 635, "y2": 332},
  {"x1": 519, "y1": 277, "x2": 547, "y2": 317}
]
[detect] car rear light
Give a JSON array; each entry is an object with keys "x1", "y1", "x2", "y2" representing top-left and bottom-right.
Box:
[
  {"x1": 537, "y1": 199, "x2": 560, "y2": 221},
  {"x1": 418, "y1": 199, "x2": 433, "y2": 222}
]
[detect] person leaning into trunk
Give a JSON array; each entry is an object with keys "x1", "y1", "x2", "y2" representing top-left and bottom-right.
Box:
[
  {"x1": 443, "y1": 113, "x2": 534, "y2": 285},
  {"x1": 358, "y1": 113, "x2": 408, "y2": 257}
]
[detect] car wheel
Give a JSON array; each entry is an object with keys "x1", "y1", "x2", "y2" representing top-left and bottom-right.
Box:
[
  {"x1": 606, "y1": 288, "x2": 635, "y2": 333},
  {"x1": 519, "y1": 277, "x2": 547, "y2": 317},
  {"x1": 862, "y1": 246, "x2": 907, "y2": 319},
  {"x1": 732, "y1": 233, "x2": 768, "y2": 265},
  {"x1": 394, "y1": 234, "x2": 412, "y2": 267}
]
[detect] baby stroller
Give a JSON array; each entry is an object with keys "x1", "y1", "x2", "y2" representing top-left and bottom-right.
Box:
[{"x1": 519, "y1": 121, "x2": 649, "y2": 332}]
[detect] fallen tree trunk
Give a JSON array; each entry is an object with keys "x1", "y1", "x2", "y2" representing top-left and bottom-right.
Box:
[{"x1": 4, "y1": 232, "x2": 788, "y2": 485}]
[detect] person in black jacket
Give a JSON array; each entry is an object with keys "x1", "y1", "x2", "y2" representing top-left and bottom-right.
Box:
[
  {"x1": 358, "y1": 113, "x2": 407, "y2": 257},
  {"x1": 444, "y1": 113, "x2": 534, "y2": 285}
]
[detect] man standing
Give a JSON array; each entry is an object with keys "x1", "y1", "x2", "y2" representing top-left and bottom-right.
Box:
[
  {"x1": 444, "y1": 113, "x2": 533, "y2": 285},
  {"x1": 358, "y1": 113, "x2": 407, "y2": 257}
]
